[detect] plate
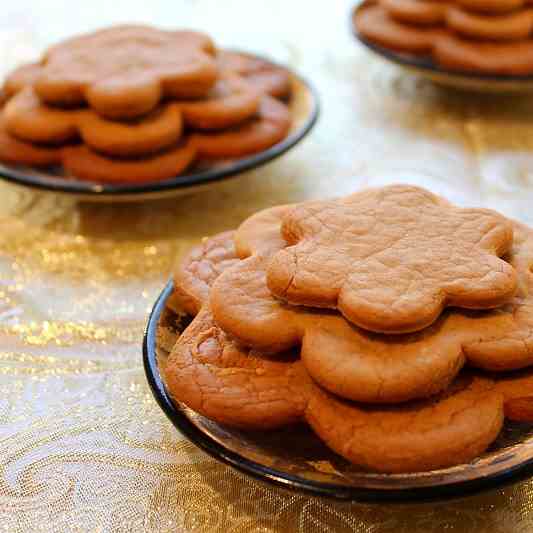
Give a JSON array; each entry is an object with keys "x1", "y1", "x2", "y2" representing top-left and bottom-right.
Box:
[
  {"x1": 351, "y1": 1, "x2": 533, "y2": 94},
  {"x1": 0, "y1": 54, "x2": 319, "y2": 202},
  {"x1": 143, "y1": 281, "x2": 533, "y2": 502}
]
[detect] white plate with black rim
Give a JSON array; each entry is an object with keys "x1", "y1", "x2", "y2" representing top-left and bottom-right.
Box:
[{"x1": 143, "y1": 281, "x2": 533, "y2": 502}]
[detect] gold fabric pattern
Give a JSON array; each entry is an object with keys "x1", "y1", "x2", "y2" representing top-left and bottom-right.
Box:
[{"x1": 3, "y1": 1, "x2": 533, "y2": 531}]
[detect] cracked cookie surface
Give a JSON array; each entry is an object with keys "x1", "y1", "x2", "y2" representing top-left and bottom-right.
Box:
[
  {"x1": 267, "y1": 185, "x2": 516, "y2": 334},
  {"x1": 13, "y1": 25, "x2": 218, "y2": 119}
]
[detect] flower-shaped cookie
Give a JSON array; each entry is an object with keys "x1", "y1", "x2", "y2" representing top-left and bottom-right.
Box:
[
  {"x1": 266, "y1": 185, "x2": 516, "y2": 334},
  {"x1": 209, "y1": 201, "x2": 533, "y2": 404},
  {"x1": 4, "y1": 87, "x2": 184, "y2": 157},
  {"x1": 20, "y1": 25, "x2": 218, "y2": 119}
]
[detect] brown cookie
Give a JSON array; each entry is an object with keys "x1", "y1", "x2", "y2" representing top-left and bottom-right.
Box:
[
  {"x1": 434, "y1": 33, "x2": 533, "y2": 75},
  {"x1": 455, "y1": 0, "x2": 532, "y2": 14},
  {"x1": 218, "y1": 51, "x2": 292, "y2": 99},
  {"x1": 190, "y1": 96, "x2": 291, "y2": 159},
  {"x1": 354, "y1": 3, "x2": 447, "y2": 53},
  {"x1": 2, "y1": 62, "x2": 42, "y2": 98},
  {"x1": 21, "y1": 25, "x2": 217, "y2": 118},
  {"x1": 4, "y1": 87, "x2": 184, "y2": 156},
  {"x1": 0, "y1": 117, "x2": 63, "y2": 167},
  {"x1": 171, "y1": 231, "x2": 240, "y2": 316},
  {"x1": 382, "y1": 0, "x2": 533, "y2": 41},
  {"x1": 234, "y1": 204, "x2": 296, "y2": 258},
  {"x1": 179, "y1": 75, "x2": 260, "y2": 130},
  {"x1": 267, "y1": 185, "x2": 516, "y2": 334},
  {"x1": 382, "y1": 0, "x2": 448, "y2": 26},
  {"x1": 446, "y1": 7, "x2": 533, "y2": 41},
  {"x1": 213, "y1": 251, "x2": 468, "y2": 403},
  {"x1": 210, "y1": 205, "x2": 533, "y2": 404},
  {"x1": 306, "y1": 373, "x2": 503, "y2": 474},
  {"x1": 492, "y1": 369, "x2": 533, "y2": 422},
  {"x1": 164, "y1": 305, "x2": 309, "y2": 430},
  {"x1": 61, "y1": 140, "x2": 196, "y2": 183}
]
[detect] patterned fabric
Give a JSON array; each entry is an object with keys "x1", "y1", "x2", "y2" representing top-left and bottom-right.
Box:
[{"x1": 3, "y1": 1, "x2": 533, "y2": 531}]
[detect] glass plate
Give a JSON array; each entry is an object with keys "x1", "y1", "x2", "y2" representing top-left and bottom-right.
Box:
[
  {"x1": 143, "y1": 281, "x2": 533, "y2": 502},
  {"x1": 0, "y1": 53, "x2": 319, "y2": 202},
  {"x1": 351, "y1": 1, "x2": 533, "y2": 94}
]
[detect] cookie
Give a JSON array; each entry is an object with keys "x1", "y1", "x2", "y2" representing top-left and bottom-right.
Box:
[
  {"x1": 164, "y1": 305, "x2": 309, "y2": 430},
  {"x1": 434, "y1": 34, "x2": 533, "y2": 75},
  {"x1": 354, "y1": 3, "x2": 447, "y2": 53},
  {"x1": 492, "y1": 369, "x2": 533, "y2": 421},
  {"x1": 381, "y1": 0, "x2": 448, "y2": 26},
  {"x1": 218, "y1": 51, "x2": 292, "y2": 99},
  {"x1": 382, "y1": 0, "x2": 533, "y2": 41},
  {"x1": 2, "y1": 62, "x2": 42, "y2": 98},
  {"x1": 4, "y1": 87, "x2": 184, "y2": 156},
  {"x1": 234, "y1": 204, "x2": 296, "y2": 258},
  {"x1": 214, "y1": 251, "x2": 469, "y2": 403},
  {"x1": 25, "y1": 25, "x2": 217, "y2": 118},
  {"x1": 171, "y1": 231, "x2": 240, "y2": 316},
  {"x1": 190, "y1": 96, "x2": 291, "y2": 159},
  {"x1": 267, "y1": 185, "x2": 516, "y2": 334},
  {"x1": 446, "y1": 7, "x2": 533, "y2": 41},
  {"x1": 179, "y1": 75, "x2": 260, "y2": 130},
  {"x1": 210, "y1": 205, "x2": 533, "y2": 403},
  {"x1": 455, "y1": 0, "x2": 532, "y2": 14},
  {"x1": 306, "y1": 373, "x2": 503, "y2": 474},
  {"x1": 0, "y1": 117, "x2": 63, "y2": 167},
  {"x1": 61, "y1": 140, "x2": 196, "y2": 183}
]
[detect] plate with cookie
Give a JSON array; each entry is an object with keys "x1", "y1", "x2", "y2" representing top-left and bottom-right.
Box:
[
  {"x1": 144, "y1": 184, "x2": 533, "y2": 501},
  {"x1": 0, "y1": 26, "x2": 318, "y2": 201},
  {"x1": 352, "y1": 0, "x2": 533, "y2": 93}
]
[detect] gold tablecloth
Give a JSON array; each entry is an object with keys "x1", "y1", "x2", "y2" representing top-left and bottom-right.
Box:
[{"x1": 3, "y1": 1, "x2": 533, "y2": 531}]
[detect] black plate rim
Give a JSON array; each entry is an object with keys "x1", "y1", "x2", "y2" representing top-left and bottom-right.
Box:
[
  {"x1": 143, "y1": 280, "x2": 533, "y2": 503},
  {"x1": 351, "y1": 1, "x2": 533, "y2": 83},
  {"x1": 0, "y1": 53, "x2": 320, "y2": 197}
]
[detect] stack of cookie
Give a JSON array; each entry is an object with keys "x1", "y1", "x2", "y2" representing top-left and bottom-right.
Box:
[
  {"x1": 165, "y1": 184, "x2": 533, "y2": 473},
  {"x1": 0, "y1": 25, "x2": 292, "y2": 183},
  {"x1": 355, "y1": 0, "x2": 533, "y2": 75}
]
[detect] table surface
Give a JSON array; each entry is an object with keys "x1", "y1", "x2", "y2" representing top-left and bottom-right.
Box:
[{"x1": 3, "y1": 1, "x2": 533, "y2": 532}]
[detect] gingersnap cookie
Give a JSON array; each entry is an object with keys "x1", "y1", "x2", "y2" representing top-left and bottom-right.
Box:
[
  {"x1": 0, "y1": 117, "x2": 63, "y2": 167},
  {"x1": 267, "y1": 185, "x2": 516, "y2": 334},
  {"x1": 190, "y1": 96, "x2": 291, "y2": 159},
  {"x1": 61, "y1": 140, "x2": 196, "y2": 183},
  {"x1": 164, "y1": 304, "x2": 309, "y2": 430},
  {"x1": 434, "y1": 33, "x2": 533, "y2": 75},
  {"x1": 218, "y1": 51, "x2": 292, "y2": 99},
  {"x1": 446, "y1": 7, "x2": 533, "y2": 41},
  {"x1": 210, "y1": 203, "x2": 533, "y2": 403},
  {"x1": 354, "y1": 3, "x2": 447, "y2": 53},
  {"x1": 381, "y1": 0, "x2": 448, "y2": 26},
  {"x1": 306, "y1": 373, "x2": 504, "y2": 474},
  {"x1": 171, "y1": 231, "x2": 240, "y2": 316},
  {"x1": 2, "y1": 62, "x2": 42, "y2": 98},
  {"x1": 455, "y1": 0, "x2": 532, "y2": 14},
  {"x1": 169, "y1": 213, "x2": 293, "y2": 316},
  {"x1": 23, "y1": 25, "x2": 217, "y2": 119},
  {"x1": 234, "y1": 204, "x2": 296, "y2": 258},
  {"x1": 491, "y1": 368, "x2": 533, "y2": 422},
  {"x1": 4, "y1": 87, "x2": 184, "y2": 156},
  {"x1": 213, "y1": 251, "x2": 468, "y2": 403},
  {"x1": 179, "y1": 75, "x2": 260, "y2": 130}
]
